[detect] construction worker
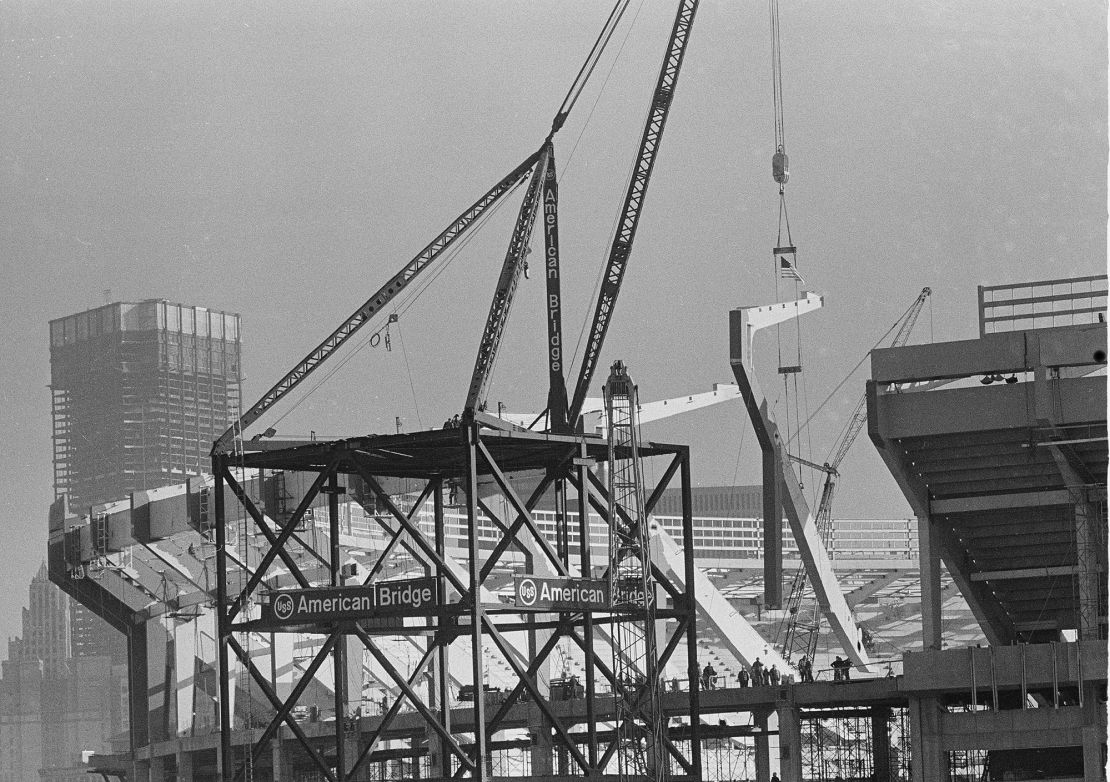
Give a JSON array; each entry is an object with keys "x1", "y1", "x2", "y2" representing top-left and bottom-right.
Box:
[
  {"x1": 701, "y1": 663, "x2": 717, "y2": 690},
  {"x1": 751, "y1": 658, "x2": 765, "y2": 686}
]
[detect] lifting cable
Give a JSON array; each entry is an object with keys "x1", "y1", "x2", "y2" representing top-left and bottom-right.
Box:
[
  {"x1": 264, "y1": 178, "x2": 525, "y2": 430},
  {"x1": 787, "y1": 292, "x2": 933, "y2": 446},
  {"x1": 267, "y1": 4, "x2": 636, "y2": 428},
  {"x1": 550, "y1": 0, "x2": 634, "y2": 137},
  {"x1": 768, "y1": 0, "x2": 814, "y2": 486}
]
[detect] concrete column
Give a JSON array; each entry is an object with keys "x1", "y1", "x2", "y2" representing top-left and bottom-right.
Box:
[
  {"x1": 1082, "y1": 676, "x2": 1107, "y2": 782},
  {"x1": 1082, "y1": 724, "x2": 1106, "y2": 781},
  {"x1": 871, "y1": 707, "x2": 892, "y2": 782},
  {"x1": 908, "y1": 694, "x2": 947, "y2": 782},
  {"x1": 531, "y1": 702, "x2": 554, "y2": 776},
  {"x1": 917, "y1": 514, "x2": 943, "y2": 651},
  {"x1": 148, "y1": 757, "x2": 167, "y2": 782},
  {"x1": 271, "y1": 735, "x2": 288, "y2": 782},
  {"x1": 175, "y1": 750, "x2": 194, "y2": 782},
  {"x1": 754, "y1": 710, "x2": 771, "y2": 782},
  {"x1": 557, "y1": 743, "x2": 570, "y2": 775},
  {"x1": 130, "y1": 760, "x2": 151, "y2": 782},
  {"x1": 776, "y1": 701, "x2": 803, "y2": 782}
]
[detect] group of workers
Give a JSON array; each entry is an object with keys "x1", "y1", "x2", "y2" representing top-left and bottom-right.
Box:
[
  {"x1": 701, "y1": 657, "x2": 786, "y2": 690},
  {"x1": 699, "y1": 653, "x2": 852, "y2": 688},
  {"x1": 831, "y1": 655, "x2": 853, "y2": 681}
]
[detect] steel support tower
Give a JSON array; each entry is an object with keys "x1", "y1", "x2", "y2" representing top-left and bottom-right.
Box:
[
  {"x1": 605, "y1": 361, "x2": 665, "y2": 782},
  {"x1": 212, "y1": 424, "x2": 703, "y2": 782}
]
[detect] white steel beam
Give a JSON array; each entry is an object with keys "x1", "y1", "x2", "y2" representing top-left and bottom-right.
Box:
[
  {"x1": 501, "y1": 382, "x2": 742, "y2": 433},
  {"x1": 731, "y1": 295, "x2": 872, "y2": 671},
  {"x1": 650, "y1": 526, "x2": 793, "y2": 675}
]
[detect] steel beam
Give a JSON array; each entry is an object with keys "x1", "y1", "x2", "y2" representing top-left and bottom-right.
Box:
[
  {"x1": 731, "y1": 301, "x2": 870, "y2": 670},
  {"x1": 971, "y1": 565, "x2": 1081, "y2": 582}
]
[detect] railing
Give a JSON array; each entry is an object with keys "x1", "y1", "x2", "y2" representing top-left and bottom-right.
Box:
[{"x1": 978, "y1": 274, "x2": 1107, "y2": 336}]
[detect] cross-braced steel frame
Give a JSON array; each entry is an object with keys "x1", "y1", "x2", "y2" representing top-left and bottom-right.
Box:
[{"x1": 212, "y1": 424, "x2": 703, "y2": 781}]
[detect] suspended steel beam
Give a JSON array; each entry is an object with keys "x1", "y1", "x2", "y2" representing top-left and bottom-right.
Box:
[{"x1": 730, "y1": 298, "x2": 872, "y2": 671}]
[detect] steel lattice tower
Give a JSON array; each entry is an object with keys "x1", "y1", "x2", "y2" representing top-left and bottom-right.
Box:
[{"x1": 605, "y1": 360, "x2": 665, "y2": 782}]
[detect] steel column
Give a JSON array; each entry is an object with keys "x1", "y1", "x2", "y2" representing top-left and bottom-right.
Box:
[
  {"x1": 464, "y1": 422, "x2": 489, "y2": 780},
  {"x1": 214, "y1": 456, "x2": 233, "y2": 782}
]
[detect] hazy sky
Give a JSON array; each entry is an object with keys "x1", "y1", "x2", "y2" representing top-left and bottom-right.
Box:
[{"x1": 0, "y1": 1, "x2": 1106, "y2": 647}]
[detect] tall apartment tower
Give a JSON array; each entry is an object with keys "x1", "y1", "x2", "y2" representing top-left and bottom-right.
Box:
[{"x1": 49, "y1": 299, "x2": 242, "y2": 509}]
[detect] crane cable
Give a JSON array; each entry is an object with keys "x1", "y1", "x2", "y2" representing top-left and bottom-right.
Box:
[
  {"x1": 768, "y1": 0, "x2": 813, "y2": 483},
  {"x1": 770, "y1": 0, "x2": 787, "y2": 176},
  {"x1": 551, "y1": 0, "x2": 634, "y2": 137},
  {"x1": 264, "y1": 178, "x2": 525, "y2": 431},
  {"x1": 786, "y1": 290, "x2": 933, "y2": 445},
  {"x1": 256, "y1": 3, "x2": 638, "y2": 436}
]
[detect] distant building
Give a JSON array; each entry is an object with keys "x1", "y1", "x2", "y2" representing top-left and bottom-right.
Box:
[
  {"x1": 49, "y1": 299, "x2": 242, "y2": 509},
  {"x1": 0, "y1": 566, "x2": 128, "y2": 782},
  {"x1": 0, "y1": 300, "x2": 242, "y2": 781}
]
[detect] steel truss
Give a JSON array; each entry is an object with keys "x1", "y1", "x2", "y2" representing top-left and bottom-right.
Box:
[{"x1": 213, "y1": 425, "x2": 703, "y2": 781}]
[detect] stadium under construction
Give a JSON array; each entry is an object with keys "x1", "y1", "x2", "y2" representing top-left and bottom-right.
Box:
[
  {"x1": 43, "y1": 2, "x2": 1107, "y2": 781},
  {"x1": 47, "y1": 272, "x2": 1107, "y2": 782}
]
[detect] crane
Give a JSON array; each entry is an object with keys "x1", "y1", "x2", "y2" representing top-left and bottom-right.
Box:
[
  {"x1": 568, "y1": 1, "x2": 699, "y2": 424},
  {"x1": 211, "y1": 2, "x2": 642, "y2": 453},
  {"x1": 210, "y1": 150, "x2": 542, "y2": 455},
  {"x1": 778, "y1": 287, "x2": 932, "y2": 665}
]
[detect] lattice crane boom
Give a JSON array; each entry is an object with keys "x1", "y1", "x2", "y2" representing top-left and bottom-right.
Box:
[
  {"x1": 464, "y1": 145, "x2": 550, "y2": 415},
  {"x1": 569, "y1": 0, "x2": 700, "y2": 423},
  {"x1": 211, "y1": 150, "x2": 543, "y2": 454}
]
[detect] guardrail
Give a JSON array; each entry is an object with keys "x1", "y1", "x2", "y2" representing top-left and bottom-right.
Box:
[{"x1": 978, "y1": 274, "x2": 1107, "y2": 336}]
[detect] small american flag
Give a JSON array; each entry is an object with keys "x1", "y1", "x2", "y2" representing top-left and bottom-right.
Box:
[{"x1": 779, "y1": 255, "x2": 804, "y2": 283}]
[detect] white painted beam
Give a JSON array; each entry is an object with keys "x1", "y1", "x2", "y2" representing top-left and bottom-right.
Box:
[
  {"x1": 732, "y1": 295, "x2": 872, "y2": 671},
  {"x1": 650, "y1": 525, "x2": 793, "y2": 676}
]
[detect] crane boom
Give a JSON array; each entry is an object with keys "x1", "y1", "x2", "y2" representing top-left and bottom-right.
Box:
[
  {"x1": 464, "y1": 145, "x2": 550, "y2": 415},
  {"x1": 568, "y1": 0, "x2": 699, "y2": 422},
  {"x1": 211, "y1": 149, "x2": 542, "y2": 454}
]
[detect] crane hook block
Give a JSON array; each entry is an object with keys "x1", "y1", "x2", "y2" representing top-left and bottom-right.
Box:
[{"x1": 772, "y1": 150, "x2": 790, "y2": 185}]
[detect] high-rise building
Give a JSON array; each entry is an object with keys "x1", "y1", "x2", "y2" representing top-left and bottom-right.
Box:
[
  {"x1": 0, "y1": 299, "x2": 244, "y2": 781},
  {"x1": 49, "y1": 299, "x2": 242, "y2": 509},
  {"x1": 0, "y1": 565, "x2": 129, "y2": 782},
  {"x1": 11, "y1": 565, "x2": 70, "y2": 678}
]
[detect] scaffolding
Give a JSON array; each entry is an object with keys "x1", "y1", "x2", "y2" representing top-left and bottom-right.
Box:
[{"x1": 800, "y1": 706, "x2": 911, "y2": 782}]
